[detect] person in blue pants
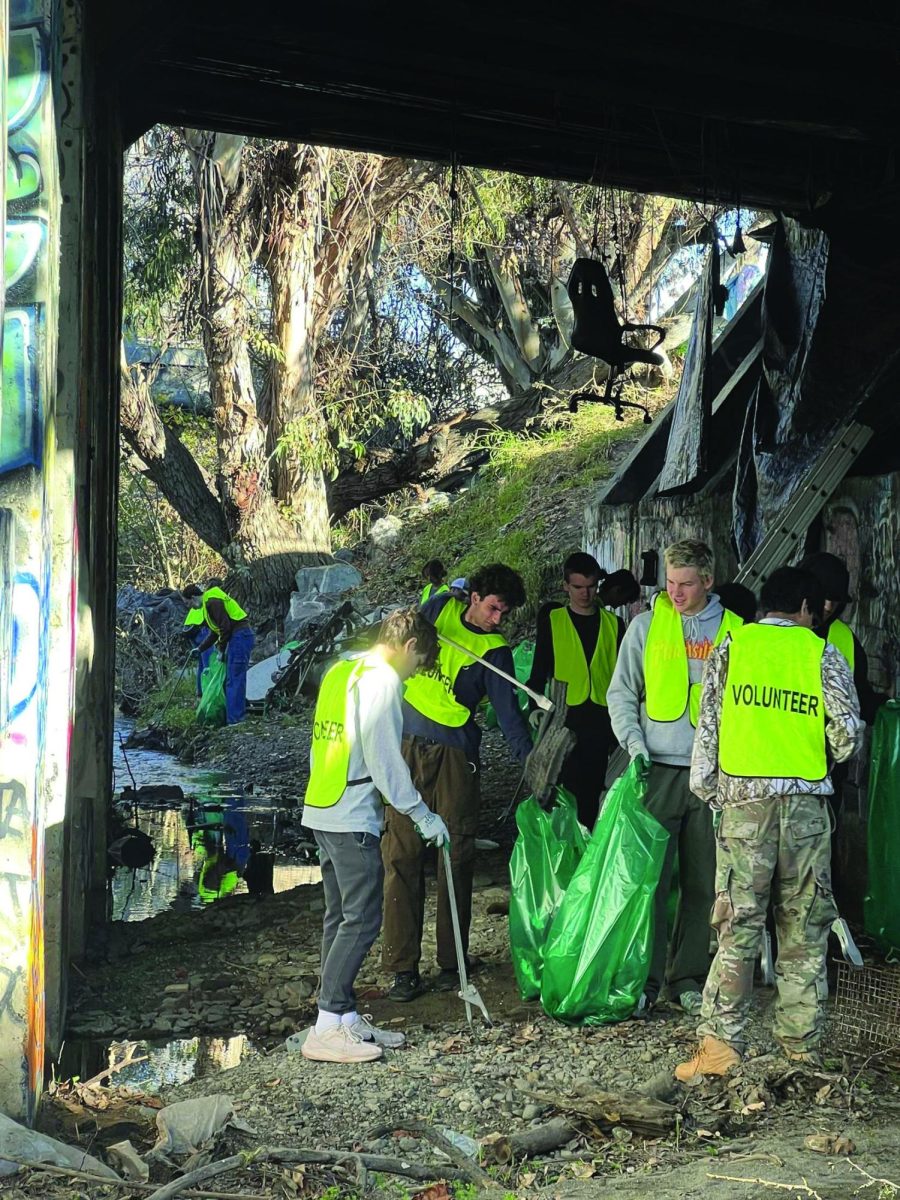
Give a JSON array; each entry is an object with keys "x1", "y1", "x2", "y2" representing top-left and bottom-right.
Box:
[
  {"x1": 223, "y1": 624, "x2": 255, "y2": 723},
  {"x1": 183, "y1": 607, "x2": 214, "y2": 695},
  {"x1": 183, "y1": 579, "x2": 256, "y2": 724}
]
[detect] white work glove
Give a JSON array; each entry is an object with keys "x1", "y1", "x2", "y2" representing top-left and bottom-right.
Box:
[{"x1": 415, "y1": 810, "x2": 450, "y2": 847}]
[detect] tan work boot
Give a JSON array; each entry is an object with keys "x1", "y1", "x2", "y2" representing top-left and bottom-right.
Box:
[
  {"x1": 301, "y1": 1024, "x2": 383, "y2": 1063},
  {"x1": 675, "y1": 1036, "x2": 740, "y2": 1081},
  {"x1": 781, "y1": 1047, "x2": 822, "y2": 1067}
]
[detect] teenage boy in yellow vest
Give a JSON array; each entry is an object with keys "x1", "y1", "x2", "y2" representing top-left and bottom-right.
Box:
[
  {"x1": 607, "y1": 539, "x2": 743, "y2": 1014},
  {"x1": 183, "y1": 578, "x2": 256, "y2": 724},
  {"x1": 798, "y1": 551, "x2": 888, "y2": 911},
  {"x1": 799, "y1": 552, "x2": 888, "y2": 726},
  {"x1": 383, "y1": 563, "x2": 533, "y2": 1002},
  {"x1": 527, "y1": 552, "x2": 634, "y2": 828},
  {"x1": 182, "y1": 605, "x2": 213, "y2": 696},
  {"x1": 420, "y1": 559, "x2": 450, "y2": 604},
  {"x1": 677, "y1": 566, "x2": 863, "y2": 1079},
  {"x1": 299, "y1": 608, "x2": 449, "y2": 1064}
]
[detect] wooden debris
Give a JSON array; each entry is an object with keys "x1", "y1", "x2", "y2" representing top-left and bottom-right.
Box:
[
  {"x1": 480, "y1": 1117, "x2": 575, "y2": 1166},
  {"x1": 520, "y1": 1081, "x2": 677, "y2": 1137},
  {"x1": 145, "y1": 1145, "x2": 471, "y2": 1200}
]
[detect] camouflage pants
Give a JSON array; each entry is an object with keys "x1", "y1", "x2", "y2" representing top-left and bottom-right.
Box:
[{"x1": 697, "y1": 794, "x2": 837, "y2": 1053}]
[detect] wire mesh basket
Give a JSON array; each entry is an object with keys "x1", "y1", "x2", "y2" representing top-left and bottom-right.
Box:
[{"x1": 831, "y1": 961, "x2": 900, "y2": 1052}]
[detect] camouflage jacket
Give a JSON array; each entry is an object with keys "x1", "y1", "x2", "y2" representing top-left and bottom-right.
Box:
[{"x1": 690, "y1": 618, "x2": 865, "y2": 807}]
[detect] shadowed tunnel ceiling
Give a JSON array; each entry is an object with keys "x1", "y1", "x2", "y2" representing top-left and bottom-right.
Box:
[{"x1": 99, "y1": 1, "x2": 900, "y2": 214}]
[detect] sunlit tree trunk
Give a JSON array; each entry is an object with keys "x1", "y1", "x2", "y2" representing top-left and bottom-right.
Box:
[{"x1": 183, "y1": 130, "x2": 325, "y2": 604}]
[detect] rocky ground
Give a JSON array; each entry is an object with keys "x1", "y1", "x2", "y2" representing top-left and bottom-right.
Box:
[
  {"x1": 22, "y1": 844, "x2": 900, "y2": 1198},
  {"x1": 10, "y1": 716, "x2": 900, "y2": 1199}
]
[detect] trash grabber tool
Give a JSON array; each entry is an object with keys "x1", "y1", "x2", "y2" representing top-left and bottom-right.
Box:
[
  {"x1": 150, "y1": 652, "x2": 194, "y2": 730},
  {"x1": 436, "y1": 632, "x2": 553, "y2": 711},
  {"x1": 441, "y1": 842, "x2": 493, "y2": 1028}
]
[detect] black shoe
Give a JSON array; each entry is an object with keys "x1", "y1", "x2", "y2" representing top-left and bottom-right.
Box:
[
  {"x1": 388, "y1": 971, "x2": 425, "y2": 1002},
  {"x1": 433, "y1": 958, "x2": 481, "y2": 992}
]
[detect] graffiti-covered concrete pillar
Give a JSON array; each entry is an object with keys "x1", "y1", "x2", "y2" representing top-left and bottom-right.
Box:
[{"x1": 0, "y1": 0, "x2": 120, "y2": 1119}]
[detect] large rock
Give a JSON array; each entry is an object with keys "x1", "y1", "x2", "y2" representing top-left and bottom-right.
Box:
[
  {"x1": 294, "y1": 562, "x2": 362, "y2": 600},
  {"x1": 367, "y1": 514, "x2": 403, "y2": 558},
  {"x1": 284, "y1": 596, "x2": 327, "y2": 643}
]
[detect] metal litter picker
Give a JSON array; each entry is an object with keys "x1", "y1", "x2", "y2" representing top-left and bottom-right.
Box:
[{"x1": 441, "y1": 842, "x2": 493, "y2": 1027}]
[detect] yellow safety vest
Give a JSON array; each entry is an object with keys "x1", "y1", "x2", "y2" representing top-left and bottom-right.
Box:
[
  {"x1": 404, "y1": 599, "x2": 506, "y2": 727},
  {"x1": 827, "y1": 618, "x2": 855, "y2": 672},
  {"x1": 719, "y1": 623, "x2": 827, "y2": 781},
  {"x1": 644, "y1": 593, "x2": 743, "y2": 726},
  {"x1": 201, "y1": 586, "x2": 248, "y2": 633},
  {"x1": 183, "y1": 607, "x2": 205, "y2": 628},
  {"x1": 197, "y1": 855, "x2": 239, "y2": 904},
  {"x1": 304, "y1": 656, "x2": 374, "y2": 808},
  {"x1": 549, "y1": 606, "x2": 618, "y2": 707},
  {"x1": 421, "y1": 583, "x2": 450, "y2": 603}
]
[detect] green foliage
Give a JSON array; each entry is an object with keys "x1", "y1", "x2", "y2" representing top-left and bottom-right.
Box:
[
  {"x1": 123, "y1": 129, "x2": 198, "y2": 342},
  {"x1": 138, "y1": 662, "x2": 198, "y2": 731},
  {"x1": 354, "y1": 403, "x2": 649, "y2": 620}
]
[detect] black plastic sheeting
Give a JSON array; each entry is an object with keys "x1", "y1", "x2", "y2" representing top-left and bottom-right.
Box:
[
  {"x1": 657, "y1": 238, "x2": 719, "y2": 494},
  {"x1": 732, "y1": 217, "x2": 830, "y2": 560}
]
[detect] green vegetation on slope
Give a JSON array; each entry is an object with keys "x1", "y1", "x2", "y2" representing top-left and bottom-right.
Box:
[{"x1": 361, "y1": 403, "x2": 654, "y2": 618}]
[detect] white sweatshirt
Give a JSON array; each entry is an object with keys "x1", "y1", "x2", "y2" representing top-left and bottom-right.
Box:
[{"x1": 301, "y1": 653, "x2": 431, "y2": 837}]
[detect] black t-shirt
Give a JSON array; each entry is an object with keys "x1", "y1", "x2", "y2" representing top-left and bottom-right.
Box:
[{"x1": 527, "y1": 602, "x2": 624, "y2": 733}]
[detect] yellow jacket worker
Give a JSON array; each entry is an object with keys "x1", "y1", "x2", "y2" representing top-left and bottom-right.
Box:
[{"x1": 679, "y1": 566, "x2": 863, "y2": 1080}]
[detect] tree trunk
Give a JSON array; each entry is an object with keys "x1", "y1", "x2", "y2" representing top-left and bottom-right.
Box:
[
  {"x1": 260, "y1": 144, "x2": 333, "y2": 551},
  {"x1": 119, "y1": 353, "x2": 231, "y2": 554},
  {"x1": 184, "y1": 130, "x2": 326, "y2": 605},
  {"x1": 326, "y1": 382, "x2": 556, "y2": 518}
]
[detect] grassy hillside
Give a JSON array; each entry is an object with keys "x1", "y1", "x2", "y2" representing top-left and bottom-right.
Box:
[{"x1": 360, "y1": 400, "x2": 663, "y2": 621}]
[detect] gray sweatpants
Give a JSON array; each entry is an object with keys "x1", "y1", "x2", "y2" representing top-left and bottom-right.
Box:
[{"x1": 314, "y1": 829, "x2": 384, "y2": 1015}]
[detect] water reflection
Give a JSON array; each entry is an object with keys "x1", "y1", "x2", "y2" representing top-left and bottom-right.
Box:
[
  {"x1": 110, "y1": 718, "x2": 321, "y2": 921},
  {"x1": 61, "y1": 1035, "x2": 253, "y2": 1093}
]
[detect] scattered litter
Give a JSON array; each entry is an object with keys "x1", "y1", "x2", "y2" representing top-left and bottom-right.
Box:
[
  {"x1": 152, "y1": 1094, "x2": 236, "y2": 1155},
  {"x1": 434, "y1": 1128, "x2": 479, "y2": 1160},
  {"x1": 803, "y1": 1132, "x2": 856, "y2": 1156},
  {"x1": 106, "y1": 1139, "x2": 149, "y2": 1181},
  {"x1": 0, "y1": 1112, "x2": 121, "y2": 1179}
]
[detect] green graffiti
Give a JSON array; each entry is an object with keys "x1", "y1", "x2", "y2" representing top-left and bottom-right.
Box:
[
  {"x1": 7, "y1": 146, "x2": 42, "y2": 204},
  {"x1": 7, "y1": 28, "x2": 42, "y2": 133}
]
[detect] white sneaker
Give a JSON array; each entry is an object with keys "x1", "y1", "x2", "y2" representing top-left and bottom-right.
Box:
[
  {"x1": 349, "y1": 1014, "x2": 406, "y2": 1048},
  {"x1": 301, "y1": 1024, "x2": 383, "y2": 1063}
]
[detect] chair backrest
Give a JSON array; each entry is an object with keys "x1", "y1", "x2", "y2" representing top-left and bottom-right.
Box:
[{"x1": 567, "y1": 258, "x2": 626, "y2": 365}]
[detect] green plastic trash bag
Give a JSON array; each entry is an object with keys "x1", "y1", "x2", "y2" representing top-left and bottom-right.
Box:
[
  {"x1": 509, "y1": 787, "x2": 588, "y2": 1000},
  {"x1": 197, "y1": 656, "x2": 226, "y2": 727},
  {"x1": 540, "y1": 760, "x2": 669, "y2": 1024},
  {"x1": 484, "y1": 641, "x2": 535, "y2": 729},
  {"x1": 865, "y1": 701, "x2": 900, "y2": 952}
]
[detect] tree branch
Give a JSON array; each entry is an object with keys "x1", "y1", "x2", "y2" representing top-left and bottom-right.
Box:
[
  {"x1": 425, "y1": 274, "x2": 532, "y2": 390},
  {"x1": 119, "y1": 351, "x2": 231, "y2": 554},
  {"x1": 145, "y1": 1146, "x2": 470, "y2": 1200},
  {"x1": 484, "y1": 248, "x2": 544, "y2": 372}
]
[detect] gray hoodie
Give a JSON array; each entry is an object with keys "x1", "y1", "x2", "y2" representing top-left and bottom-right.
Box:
[{"x1": 607, "y1": 592, "x2": 726, "y2": 767}]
